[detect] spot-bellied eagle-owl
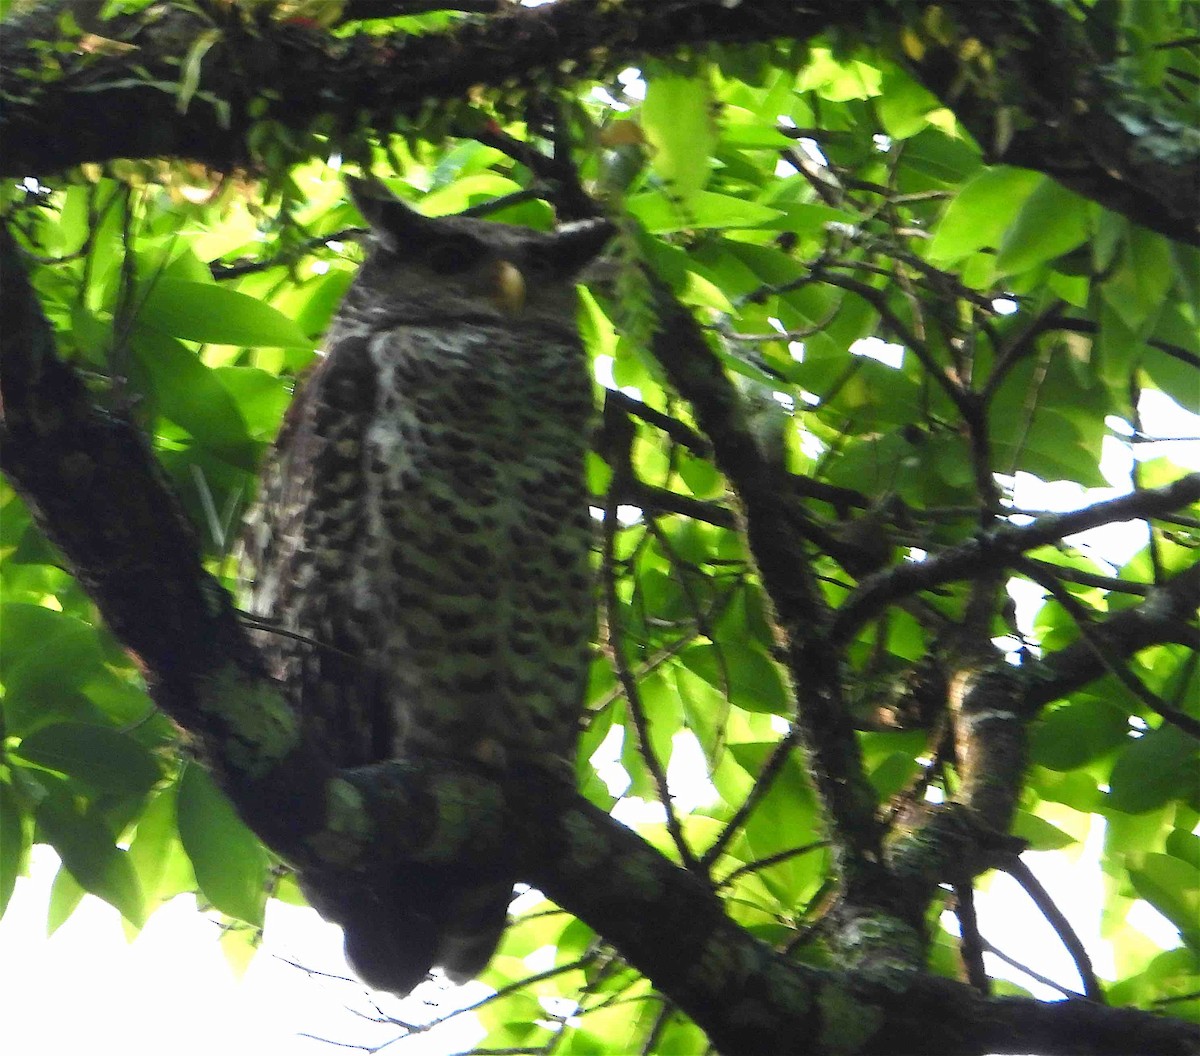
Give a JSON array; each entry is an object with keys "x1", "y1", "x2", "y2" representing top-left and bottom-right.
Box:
[{"x1": 242, "y1": 178, "x2": 611, "y2": 995}]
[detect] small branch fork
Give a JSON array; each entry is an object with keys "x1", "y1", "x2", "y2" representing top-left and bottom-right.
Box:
[
  {"x1": 1017, "y1": 557, "x2": 1200, "y2": 739},
  {"x1": 1003, "y1": 856, "x2": 1105, "y2": 1003},
  {"x1": 831, "y1": 476, "x2": 1200, "y2": 645}
]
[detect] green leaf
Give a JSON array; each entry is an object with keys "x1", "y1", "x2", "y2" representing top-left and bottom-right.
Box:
[
  {"x1": 128, "y1": 784, "x2": 195, "y2": 905},
  {"x1": 642, "y1": 73, "x2": 715, "y2": 203},
  {"x1": 679, "y1": 642, "x2": 789, "y2": 714},
  {"x1": 136, "y1": 277, "x2": 311, "y2": 347},
  {"x1": 797, "y1": 47, "x2": 882, "y2": 101},
  {"x1": 47, "y1": 863, "x2": 86, "y2": 935},
  {"x1": 1100, "y1": 226, "x2": 1173, "y2": 333},
  {"x1": 1109, "y1": 726, "x2": 1199, "y2": 814},
  {"x1": 177, "y1": 763, "x2": 268, "y2": 925},
  {"x1": 0, "y1": 780, "x2": 29, "y2": 917},
  {"x1": 1129, "y1": 854, "x2": 1200, "y2": 950},
  {"x1": 14, "y1": 722, "x2": 161, "y2": 796},
  {"x1": 35, "y1": 785, "x2": 144, "y2": 926},
  {"x1": 0, "y1": 603, "x2": 108, "y2": 735},
  {"x1": 928, "y1": 167, "x2": 1043, "y2": 262},
  {"x1": 1166, "y1": 829, "x2": 1200, "y2": 870},
  {"x1": 877, "y1": 66, "x2": 941, "y2": 139},
  {"x1": 130, "y1": 329, "x2": 257, "y2": 469},
  {"x1": 294, "y1": 268, "x2": 355, "y2": 339},
  {"x1": 418, "y1": 173, "x2": 522, "y2": 216},
  {"x1": 994, "y1": 178, "x2": 1091, "y2": 277},
  {"x1": 211, "y1": 366, "x2": 292, "y2": 442},
  {"x1": 625, "y1": 190, "x2": 783, "y2": 233},
  {"x1": 1011, "y1": 811, "x2": 1077, "y2": 851},
  {"x1": 867, "y1": 751, "x2": 920, "y2": 800},
  {"x1": 1031, "y1": 698, "x2": 1131, "y2": 771},
  {"x1": 0, "y1": 603, "x2": 105, "y2": 699}
]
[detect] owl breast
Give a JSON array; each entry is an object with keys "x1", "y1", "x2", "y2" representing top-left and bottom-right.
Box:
[
  {"x1": 364, "y1": 321, "x2": 593, "y2": 765},
  {"x1": 247, "y1": 312, "x2": 594, "y2": 772}
]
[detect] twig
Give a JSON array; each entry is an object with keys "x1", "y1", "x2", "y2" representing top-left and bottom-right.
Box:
[
  {"x1": 621, "y1": 480, "x2": 735, "y2": 530},
  {"x1": 601, "y1": 406, "x2": 700, "y2": 870},
  {"x1": 604, "y1": 390, "x2": 710, "y2": 456},
  {"x1": 832, "y1": 475, "x2": 1200, "y2": 643},
  {"x1": 1018, "y1": 558, "x2": 1200, "y2": 739},
  {"x1": 716, "y1": 839, "x2": 829, "y2": 889},
  {"x1": 211, "y1": 226, "x2": 365, "y2": 280},
  {"x1": 468, "y1": 122, "x2": 598, "y2": 222},
  {"x1": 1003, "y1": 856, "x2": 1105, "y2": 1003},
  {"x1": 1020, "y1": 558, "x2": 1152, "y2": 597},
  {"x1": 340, "y1": 0, "x2": 503, "y2": 19},
  {"x1": 460, "y1": 186, "x2": 550, "y2": 217},
  {"x1": 953, "y1": 883, "x2": 990, "y2": 994},
  {"x1": 979, "y1": 938, "x2": 1086, "y2": 1000},
  {"x1": 701, "y1": 728, "x2": 804, "y2": 868}
]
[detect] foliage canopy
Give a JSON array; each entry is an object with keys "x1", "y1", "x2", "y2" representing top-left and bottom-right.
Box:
[{"x1": 1, "y1": 1, "x2": 1198, "y2": 1053}]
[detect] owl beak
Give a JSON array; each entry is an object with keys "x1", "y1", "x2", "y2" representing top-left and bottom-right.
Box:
[{"x1": 491, "y1": 260, "x2": 526, "y2": 315}]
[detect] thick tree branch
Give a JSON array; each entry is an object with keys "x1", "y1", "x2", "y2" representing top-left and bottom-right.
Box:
[
  {"x1": 645, "y1": 276, "x2": 890, "y2": 917},
  {"x1": 902, "y1": 0, "x2": 1200, "y2": 245},
  {"x1": 0, "y1": 224, "x2": 333, "y2": 856},
  {"x1": 1, "y1": 0, "x2": 1195, "y2": 246},
  {"x1": 0, "y1": 0, "x2": 839, "y2": 178}
]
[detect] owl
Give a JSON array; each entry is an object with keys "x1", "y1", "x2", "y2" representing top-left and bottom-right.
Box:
[{"x1": 242, "y1": 178, "x2": 611, "y2": 995}]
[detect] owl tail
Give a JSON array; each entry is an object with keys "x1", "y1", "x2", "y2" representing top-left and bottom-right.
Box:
[
  {"x1": 435, "y1": 881, "x2": 514, "y2": 984},
  {"x1": 301, "y1": 867, "x2": 512, "y2": 996}
]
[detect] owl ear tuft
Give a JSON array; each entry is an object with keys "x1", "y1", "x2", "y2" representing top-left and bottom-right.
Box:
[
  {"x1": 550, "y1": 218, "x2": 615, "y2": 274},
  {"x1": 347, "y1": 177, "x2": 429, "y2": 252}
]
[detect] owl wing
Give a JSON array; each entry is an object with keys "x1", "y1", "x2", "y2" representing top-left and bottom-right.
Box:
[{"x1": 243, "y1": 331, "x2": 390, "y2": 766}]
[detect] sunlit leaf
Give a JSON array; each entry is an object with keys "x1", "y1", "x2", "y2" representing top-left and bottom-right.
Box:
[
  {"x1": 14, "y1": 722, "x2": 161, "y2": 796},
  {"x1": 177, "y1": 764, "x2": 268, "y2": 926},
  {"x1": 136, "y1": 277, "x2": 311, "y2": 347},
  {"x1": 1130, "y1": 854, "x2": 1200, "y2": 949},
  {"x1": 0, "y1": 781, "x2": 29, "y2": 917},
  {"x1": 928, "y1": 167, "x2": 1043, "y2": 262},
  {"x1": 35, "y1": 784, "x2": 144, "y2": 927},
  {"x1": 642, "y1": 73, "x2": 715, "y2": 203},
  {"x1": 994, "y1": 178, "x2": 1091, "y2": 276}
]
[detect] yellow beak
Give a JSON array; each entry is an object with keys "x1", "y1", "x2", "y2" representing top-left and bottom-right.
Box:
[{"x1": 492, "y1": 260, "x2": 526, "y2": 315}]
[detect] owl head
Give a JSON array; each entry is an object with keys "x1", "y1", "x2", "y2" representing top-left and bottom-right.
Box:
[{"x1": 346, "y1": 178, "x2": 613, "y2": 327}]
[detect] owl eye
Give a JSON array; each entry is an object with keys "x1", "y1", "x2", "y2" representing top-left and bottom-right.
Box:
[
  {"x1": 523, "y1": 247, "x2": 555, "y2": 277},
  {"x1": 427, "y1": 237, "x2": 480, "y2": 275}
]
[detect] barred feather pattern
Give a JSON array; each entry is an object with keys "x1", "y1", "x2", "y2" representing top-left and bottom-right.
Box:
[{"x1": 241, "y1": 197, "x2": 606, "y2": 995}]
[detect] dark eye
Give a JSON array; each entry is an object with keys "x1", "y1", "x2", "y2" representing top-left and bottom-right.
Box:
[
  {"x1": 524, "y1": 247, "x2": 555, "y2": 277},
  {"x1": 427, "y1": 236, "x2": 480, "y2": 275}
]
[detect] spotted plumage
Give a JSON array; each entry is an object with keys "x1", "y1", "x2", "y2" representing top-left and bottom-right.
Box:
[{"x1": 242, "y1": 179, "x2": 611, "y2": 994}]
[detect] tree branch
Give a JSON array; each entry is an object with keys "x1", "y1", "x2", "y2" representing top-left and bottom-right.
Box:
[
  {"x1": 644, "y1": 275, "x2": 889, "y2": 915},
  {"x1": 900, "y1": 0, "x2": 1200, "y2": 245},
  {"x1": 833, "y1": 476, "x2": 1200, "y2": 643},
  {"x1": 1, "y1": 0, "x2": 1195, "y2": 247},
  {"x1": 1002, "y1": 856, "x2": 1104, "y2": 1003},
  {"x1": 1024, "y1": 562, "x2": 1200, "y2": 712}
]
